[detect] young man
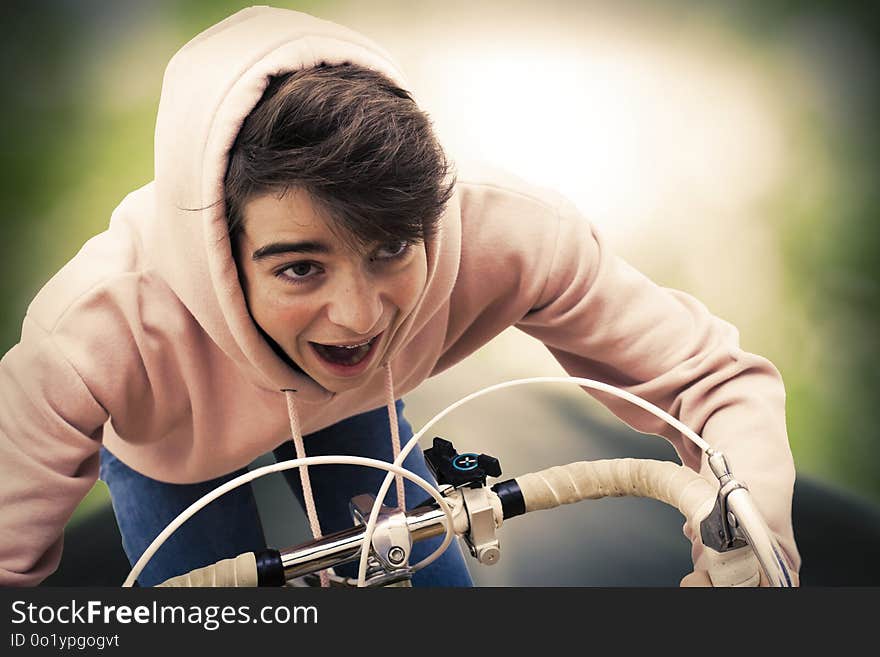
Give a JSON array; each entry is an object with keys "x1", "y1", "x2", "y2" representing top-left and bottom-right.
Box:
[{"x1": 0, "y1": 6, "x2": 800, "y2": 586}]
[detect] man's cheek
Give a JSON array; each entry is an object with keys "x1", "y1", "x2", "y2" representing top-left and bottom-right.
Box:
[{"x1": 271, "y1": 300, "x2": 310, "y2": 330}]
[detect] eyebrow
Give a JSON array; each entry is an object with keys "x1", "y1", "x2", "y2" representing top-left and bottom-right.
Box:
[{"x1": 251, "y1": 240, "x2": 332, "y2": 261}]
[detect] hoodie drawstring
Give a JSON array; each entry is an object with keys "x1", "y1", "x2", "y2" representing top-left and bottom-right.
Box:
[
  {"x1": 384, "y1": 362, "x2": 406, "y2": 512},
  {"x1": 283, "y1": 389, "x2": 330, "y2": 588},
  {"x1": 282, "y1": 363, "x2": 404, "y2": 588}
]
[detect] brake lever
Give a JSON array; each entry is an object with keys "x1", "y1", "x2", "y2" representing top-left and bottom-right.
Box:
[
  {"x1": 699, "y1": 451, "x2": 749, "y2": 552},
  {"x1": 700, "y1": 449, "x2": 795, "y2": 587}
]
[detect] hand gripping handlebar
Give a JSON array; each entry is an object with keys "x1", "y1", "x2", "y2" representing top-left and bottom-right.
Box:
[{"x1": 511, "y1": 458, "x2": 763, "y2": 586}]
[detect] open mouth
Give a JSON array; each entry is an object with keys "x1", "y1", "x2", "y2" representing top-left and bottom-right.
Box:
[{"x1": 309, "y1": 333, "x2": 382, "y2": 372}]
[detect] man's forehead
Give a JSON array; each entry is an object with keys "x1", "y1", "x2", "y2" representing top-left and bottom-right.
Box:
[
  {"x1": 240, "y1": 187, "x2": 405, "y2": 257},
  {"x1": 246, "y1": 230, "x2": 388, "y2": 262},
  {"x1": 242, "y1": 204, "x2": 340, "y2": 248}
]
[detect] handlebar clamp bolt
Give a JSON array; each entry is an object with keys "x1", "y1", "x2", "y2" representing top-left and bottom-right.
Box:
[
  {"x1": 386, "y1": 546, "x2": 406, "y2": 566},
  {"x1": 478, "y1": 546, "x2": 501, "y2": 565}
]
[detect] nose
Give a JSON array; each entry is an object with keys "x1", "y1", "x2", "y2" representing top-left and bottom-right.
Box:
[{"x1": 325, "y1": 271, "x2": 384, "y2": 336}]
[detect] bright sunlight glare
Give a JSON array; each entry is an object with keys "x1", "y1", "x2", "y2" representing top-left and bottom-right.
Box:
[{"x1": 420, "y1": 39, "x2": 786, "y2": 246}]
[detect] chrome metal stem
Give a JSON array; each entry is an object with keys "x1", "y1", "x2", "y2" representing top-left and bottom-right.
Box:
[
  {"x1": 279, "y1": 524, "x2": 368, "y2": 579},
  {"x1": 278, "y1": 503, "x2": 451, "y2": 581}
]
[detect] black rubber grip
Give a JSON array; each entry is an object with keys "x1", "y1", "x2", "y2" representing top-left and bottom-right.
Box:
[
  {"x1": 255, "y1": 549, "x2": 285, "y2": 587},
  {"x1": 491, "y1": 479, "x2": 526, "y2": 520}
]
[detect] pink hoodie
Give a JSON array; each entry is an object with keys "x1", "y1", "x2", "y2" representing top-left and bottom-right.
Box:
[{"x1": 0, "y1": 6, "x2": 799, "y2": 585}]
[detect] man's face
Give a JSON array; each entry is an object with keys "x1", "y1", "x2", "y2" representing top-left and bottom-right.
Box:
[{"x1": 235, "y1": 188, "x2": 428, "y2": 392}]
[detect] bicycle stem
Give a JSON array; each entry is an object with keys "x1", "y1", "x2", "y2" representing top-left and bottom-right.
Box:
[{"x1": 276, "y1": 501, "x2": 472, "y2": 583}]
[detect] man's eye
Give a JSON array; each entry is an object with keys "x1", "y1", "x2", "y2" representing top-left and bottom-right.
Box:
[
  {"x1": 374, "y1": 241, "x2": 410, "y2": 260},
  {"x1": 278, "y1": 262, "x2": 320, "y2": 281}
]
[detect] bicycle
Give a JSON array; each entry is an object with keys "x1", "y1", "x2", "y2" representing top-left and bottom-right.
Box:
[{"x1": 121, "y1": 377, "x2": 796, "y2": 588}]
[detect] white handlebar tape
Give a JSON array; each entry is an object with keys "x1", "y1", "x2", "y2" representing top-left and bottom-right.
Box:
[
  {"x1": 156, "y1": 551, "x2": 259, "y2": 587},
  {"x1": 516, "y1": 459, "x2": 761, "y2": 586},
  {"x1": 517, "y1": 458, "x2": 714, "y2": 516}
]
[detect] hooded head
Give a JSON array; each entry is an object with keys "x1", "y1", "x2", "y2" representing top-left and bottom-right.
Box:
[{"x1": 148, "y1": 6, "x2": 462, "y2": 402}]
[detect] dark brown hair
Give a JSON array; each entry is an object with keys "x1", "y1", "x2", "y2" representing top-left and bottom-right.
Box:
[{"x1": 224, "y1": 63, "x2": 455, "y2": 250}]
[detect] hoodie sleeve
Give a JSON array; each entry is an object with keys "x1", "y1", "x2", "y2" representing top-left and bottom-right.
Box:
[
  {"x1": 0, "y1": 315, "x2": 109, "y2": 586},
  {"x1": 516, "y1": 197, "x2": 800, "y2": 575}
]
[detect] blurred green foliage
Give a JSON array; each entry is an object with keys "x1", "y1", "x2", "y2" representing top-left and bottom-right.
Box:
[
  {"x1": 724, "y1": 0, "x2": 880, "y2": 497},
  {"x1": 1, "y1": 0, "x2": 877, "y2": 525}
]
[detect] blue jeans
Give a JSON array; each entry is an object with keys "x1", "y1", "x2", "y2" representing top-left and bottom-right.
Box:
[{"x1": 99, "y1": 400, "x2": 473, "y2": 587}]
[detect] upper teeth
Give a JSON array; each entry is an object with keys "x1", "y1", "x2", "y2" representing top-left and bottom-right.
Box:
[{"x1": 335, "y1": 339, "x2": 372, "y2": 349}]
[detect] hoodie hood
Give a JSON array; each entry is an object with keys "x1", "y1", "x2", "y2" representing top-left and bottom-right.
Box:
[{"x1": 146, "y1": 6, "x2": 461, "y2": 403}]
